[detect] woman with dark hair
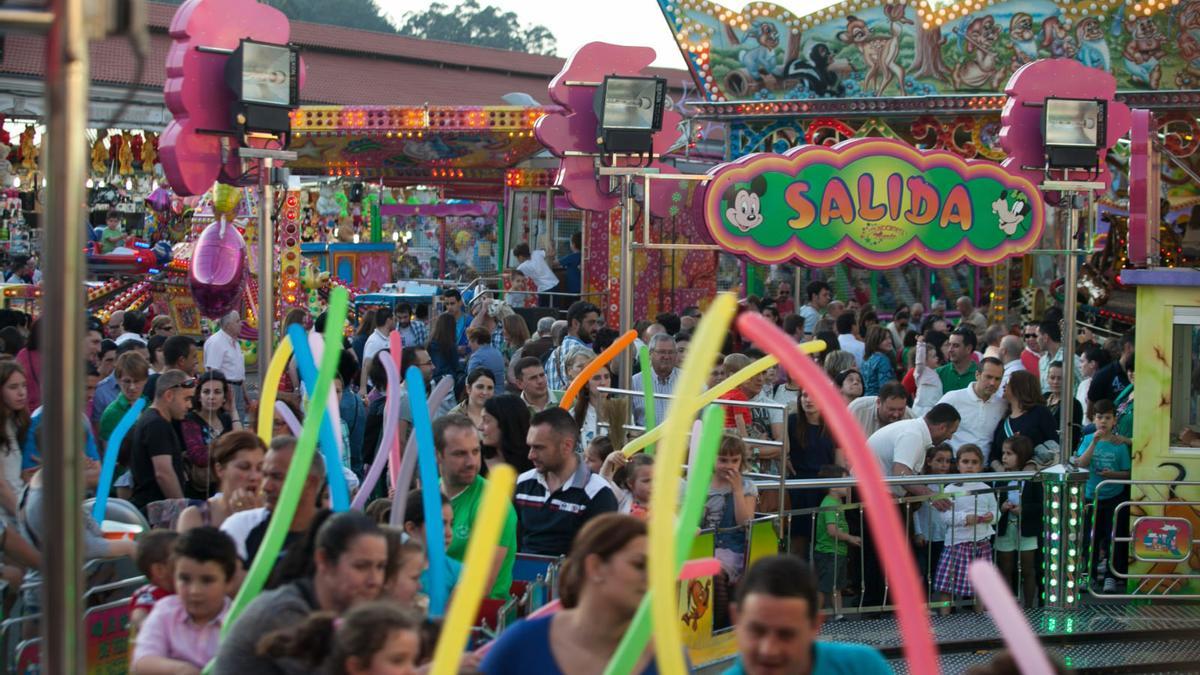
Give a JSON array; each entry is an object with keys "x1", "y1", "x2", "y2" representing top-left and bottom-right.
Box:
[
  {"x1": 787, "y1": 389, "x2": 839, "y2": 556},
  {"x1": 833, "y1": 367, "x2": 863, "y2": 403},
  {"x1": 0, "y1": 327, "x2": 25, "y2": 357},
  {"x1": 572, "y1": 359, "x2": 628, "y2": 449},
  {"x1": 350, "y1": 308, "x2": 376, "y2": 368},
  {"x1": 212, "y1": 511, "x2": 388, "y2": 674},
  {"x1": 179, "y1": 370, "x2": 240, "y2": 497},
  {"x1": 501, "y1": 313, "x2": 530, "y2": 362},
  {"x1": 991, "y1": 369, "x2": 1058, "y2": 471},
  {"x1": 427, "y1": 312, "x2": 461, "y2": 384},
  {"x1": 450, "y1": 367, "x2": 495, "y2": 430},
  {"x1": 479, "y1": 394, "x2": 533, "y2": 474},
  {"x1": 1047, "y1": 360, "x2": 1086, "y2": 454},
  {"x1": 481, "y1": 513, "x2": 657, "y2": 675},
  {"x1": 13, "y1": 319, "x2": 39, "y2": 411},
  {"x1": 0, "y1": 361, "x2": 30, "y2": 523},
  {"x1": 861, "y1": 325, "x2": 897, "y2": 396}
]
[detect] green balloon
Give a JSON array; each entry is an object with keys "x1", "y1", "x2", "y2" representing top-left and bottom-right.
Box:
[
  {"x1": 601, "y1": 405, "x2": 723, "y2": 675},
  {"x1": 639, "y1": 346, "x2": 657, "y2": 456}
]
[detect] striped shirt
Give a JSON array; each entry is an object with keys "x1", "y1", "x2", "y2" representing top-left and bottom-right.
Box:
[
  {"x1": 513, "y1": 460, "x2": 618, "y2": 556},
  {"x1": 630, "y1": 367, "x2": 681, "y2": 427}
]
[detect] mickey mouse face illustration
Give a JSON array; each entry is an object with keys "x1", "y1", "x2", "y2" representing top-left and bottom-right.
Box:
[{"x1": 725, "y1": 176, "x2": 767, "y2": 232}]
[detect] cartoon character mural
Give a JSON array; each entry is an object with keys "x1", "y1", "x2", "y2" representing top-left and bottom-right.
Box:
[
  {"x1": 992, "y1": 190, "x2": 1030, "y2": 236},
  {"x1": 658, "y1": 0, "x2": 1200, "y2": 102},
  {"x1": 952, "y1": 15, "x2": 1005, "y2": 90},
  {"x1": 681, "y1": 578, "x2": 712, "y2": 631},
  {"x1": 1124, "y1": 14, "x2": 1168, "y2": 87},
  {"x1": 1075, "y1": 16, "x2": 1113, "y2": 71},
  {"x1": 836, "y1": 3, "x2": 912, "y2": 95}
]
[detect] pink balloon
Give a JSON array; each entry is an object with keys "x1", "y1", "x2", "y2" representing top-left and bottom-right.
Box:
[
  {"x1": 969, "y1": 561, "x2": 1056, "y2": 675},
  {"x1": 389, "y1": 375, "x2": 455, "y2": 527},
  {"x1": 679, "y1": 557, "x2": 721, "y2": 580},
  {"x1": 189, "y1": 219, "x2": 246, "y2": 319},
  {"x1": 352, "y1": 354, "x2": 402, "y2": 509},
  {"x1": 387, "y1": 331, "x2": 405, "y2": 490},
  {"x1": 736, "y1": 313, "x2": 940, "y2": 675}
]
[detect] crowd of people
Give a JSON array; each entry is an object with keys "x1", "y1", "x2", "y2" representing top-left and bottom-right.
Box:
[{"x1": 0, "y1": 276, "x2": 1128, "y2": 673}]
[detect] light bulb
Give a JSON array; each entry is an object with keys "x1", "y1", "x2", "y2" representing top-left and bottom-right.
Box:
[
  {"x1": 125, "y1": 178, "x2": 133, "y2": 190},
  {"x1": 11, "y1": 176, "x2": 19, "y2": 188},
  {"x1": 86, "y1": 178, "x2": 94, "y2": 189},
  {"x1": 392, "y1": 231, "x2": 399, "y2": 242}
]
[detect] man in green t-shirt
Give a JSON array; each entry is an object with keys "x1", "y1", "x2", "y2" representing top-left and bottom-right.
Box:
[
  {"x1": 99, "y1": 351, "x2": 150, "y2": 442},
  {"x1": 937, "y1": 327, "x2": 979, "y2": 393},
  {"x1": 433, "y1": 413, "x2": 517, "y2": 600}
]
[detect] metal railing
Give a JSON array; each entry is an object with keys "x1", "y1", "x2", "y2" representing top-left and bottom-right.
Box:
[{"x1": 1087, "y1": 479, "x2": 1200, "y2": 599}]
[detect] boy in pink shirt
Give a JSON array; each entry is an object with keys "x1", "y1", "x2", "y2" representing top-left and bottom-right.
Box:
[{"x1": 131, "y1": 527, "x2": 237, "y2": 674}]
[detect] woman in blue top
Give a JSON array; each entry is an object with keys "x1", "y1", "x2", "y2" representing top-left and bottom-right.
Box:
[
  {"x1": 481, "y1": 514, "x2": 659, "y2": 675},
  {"x1": 861, "y1": 325, "x2": 897, "y2": 397}
]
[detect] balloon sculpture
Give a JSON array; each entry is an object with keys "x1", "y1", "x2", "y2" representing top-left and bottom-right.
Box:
[{"x1": 188, "y1": 184, "x2": 247, "y2": 318}]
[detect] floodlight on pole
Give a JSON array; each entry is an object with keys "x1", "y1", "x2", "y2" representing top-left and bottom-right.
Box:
[
  {"x1": 1042, "y1": 97, "x2": 1107, "y2": 171},
  {"x1": 595, "y1": 75, "x2": 667, "y2": 155},
  {"x1": 224, "y1": 38, "x2": 300, "y2": 137}
]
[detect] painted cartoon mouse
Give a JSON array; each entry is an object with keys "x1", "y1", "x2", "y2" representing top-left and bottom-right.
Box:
[
  {"x1": 724, "y1": 175, "x2": 767, "y2": 233},
  {"x1": 992, "y1": 190, "x2": 1029, "y2": 236}
]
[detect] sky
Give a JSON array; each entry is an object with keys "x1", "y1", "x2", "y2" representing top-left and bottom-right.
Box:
[{"x1": 376, "y1": 0, "x2": 692, "y2": 67}]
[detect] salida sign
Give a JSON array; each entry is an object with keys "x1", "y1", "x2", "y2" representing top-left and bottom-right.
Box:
[{"x1": 703, "y1": 138, "x2": 1045, "y2": 269}]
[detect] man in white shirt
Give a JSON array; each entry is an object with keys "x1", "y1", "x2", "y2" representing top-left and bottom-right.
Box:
[
  {"x1": 203, "y1": 311, "x2": 248, "y2": 423},
  {"x1": 631, "y1": 333, "x2": 681, "y2": 427},
  {"x1": 935, "y1": 357, "x2": 1006, "y2": 457},
  {"x1": 998, "y1": 334, "x2": 1026, "y2": 398},
  {"x1": 863, "y1": 403, "x2": 959, "y2": 607},
  {"x1": 847, "y1": 382, "x2": 914, "y2": 438},
  {"x1": 798, "y1": 280, "x2": 832, "y2": 335},
  {"x1": 513, "y1": 242, "x2": 559, "y2": 308},
  {"x1": 360, "y1": 307, "x2": 395, "y2": 394},
  {"x1": 834, "y1": 312, "x2": 864, "y2": 367},
  {"x1": 114, "y1": 310, "x2": 146, "y2": 346}
]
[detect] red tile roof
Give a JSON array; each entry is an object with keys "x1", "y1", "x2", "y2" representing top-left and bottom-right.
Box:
[{"x1": 1, "y1": 1, "x2": 690, "y2": 107}]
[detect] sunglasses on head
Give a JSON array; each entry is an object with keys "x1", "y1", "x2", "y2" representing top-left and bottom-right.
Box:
[{"x1": 167, "y1": 378, "x2": 196, "y2": 391}]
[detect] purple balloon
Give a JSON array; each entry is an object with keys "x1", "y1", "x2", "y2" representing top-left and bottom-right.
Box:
[
  {"x1": 189, "y1": 220, "x2": 246, "y2": 319},
  {"x1": 145, "y1": 187, "x2": 172, "y2": 213}
]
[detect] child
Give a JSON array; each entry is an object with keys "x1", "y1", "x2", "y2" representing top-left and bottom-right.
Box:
[
  {"x1": 813, "y1": 465, "x2": 860, "y2": 619},
  {"x1": 933, "y1": 444, "x2": 998, "y2": 614},
  {"x1": 995, "y1": 434, "x2": 1043, "y2": 608},
  {"x1": 382, "y1": 526, "x2": 426, "y2": 612},
  {"x1": 1074, "y1": 399, "x2": 1132, "y2": 594},
  {"x1": 131, "y1": 527, "x2": 237, "y2": 674},
  {"x1": 622, "y1": 453, "x2": 654, "y2": 519},
  {"x1": 257, "y1": 600, "x2": 424, "y2": 675},
  {"x1": 130, "y1": 529, "x2": 179, "y2": 634},
  {"x1": 403, "y1": 489, "x2": 461, "y2": 605},
  {"x1": 591, "y1": 436, "x2": 633, "y2": 512},
  {"x1": 697, "y1": 434, "x2": 759, "y2": 629},
  {"x1": 912, "y1": 334, "x2": 944, "y2": 416},
  {"x1": 913, "y1": 444, "x2": 952, "y2": 588}
]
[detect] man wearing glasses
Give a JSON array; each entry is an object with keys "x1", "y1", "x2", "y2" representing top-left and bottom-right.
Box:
[
  {"x1": 126, "y1": 370, "x2": 196, "y2": 516},
  {"x1": 395, "y1": 345, "x2": 447, "y2": 448},
  {"x1": 1020, "y1": 321, "x2": 1041, "y2": 374},
  {"x1": 774, "y1": 280, "x2": 795, "y2": 316}
]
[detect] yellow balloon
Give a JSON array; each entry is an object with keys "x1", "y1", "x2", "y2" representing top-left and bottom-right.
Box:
[
  {"x1": 430, "y1": 464, "x2": 517, "y2": 675},
  {"x1": 621, "y1": 340, "x2": 827, "y2": 458},
  {"x1": 256, "y1": 338, "x2": 294, "y2": 444},
  {"x1": 649, "y1": 293, "x2": 738, "y2": 675},
  {"x1": 212, "y1": 183, "x2": 242, "y2": 219}
]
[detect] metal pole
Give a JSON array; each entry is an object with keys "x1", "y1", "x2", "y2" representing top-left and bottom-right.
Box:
[
  {"x1": 259, "y1": 157, "x2": 274, "y2": 388},
  {"x1": 1059, "y1": 195, "x2": 1080, "y2": 464},
  {"x1": 43, "y1": 0, "x2": 88, "y2": 669},
  {"x1": 618, "y1": 174, "x2": 634, "y2": 389}
]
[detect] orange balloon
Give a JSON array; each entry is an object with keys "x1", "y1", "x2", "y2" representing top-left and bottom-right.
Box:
[{"x1": 558, "y1": 329, "x2": 638, "y2": 410}]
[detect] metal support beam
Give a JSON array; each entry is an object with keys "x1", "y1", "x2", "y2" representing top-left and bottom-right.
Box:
[
  {"x1": 42, "y1": 0, "x2": 89, "y2": 670},
  {"x1": 258, "y1": 156, "x2": 275, "y2": 383}
]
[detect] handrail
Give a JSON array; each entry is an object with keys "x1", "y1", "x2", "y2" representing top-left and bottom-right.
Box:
[
  {"x1": 749, "y1": 470, "x2": 1039, "y2": 490},
  {"x1": 598, "y1": 386, "x2": 788, "y2": 411}
]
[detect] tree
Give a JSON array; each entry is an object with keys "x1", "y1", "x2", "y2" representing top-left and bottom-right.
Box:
[
  {"x1": 911, "y1": 23, "x2": 951, "y2": 83},
  {"x1": 159, "y1": 0, "x2": 399, "y2": 34},
  {"x1": 397, "y1": 1, "x2": 557, "y2": 55}
]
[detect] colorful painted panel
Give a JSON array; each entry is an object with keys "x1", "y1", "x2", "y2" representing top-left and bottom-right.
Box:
[
  {"x1": 1133, "y1": 516, "x2": 1193, "y2": 562},
  {"x1": 657, "y1": 0, "x2": 1200, "y2": 102},
  {"x1": 704, "y1": 137, "x2": 1044, "y2": 267}
]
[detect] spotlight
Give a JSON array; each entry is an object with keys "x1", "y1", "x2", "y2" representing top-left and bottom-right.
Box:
[
  {"x1": 224, "y1": 38, "x2": 300, "y2": 137},
  {"x1": 595, "y1": 75, "x2": 667, "y2": 155},
  {"x1": 1042, "y1": 97, "x2": 1107, "y2": 170}
]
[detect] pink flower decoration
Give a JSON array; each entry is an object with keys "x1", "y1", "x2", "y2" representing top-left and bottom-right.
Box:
[
  {"x1": 160, "y1": 0, "x2": 306, "y2": 196},
  {"x1": 999, "y1": 59, "x2": 1130, "y2": 204},
  {"x1": 534, "y1": 42, "x2": 684, "y2": 218}
]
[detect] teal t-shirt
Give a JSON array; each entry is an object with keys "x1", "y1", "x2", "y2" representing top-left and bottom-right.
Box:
[
  {"x1": 814, "y1": 494, "x2": 849, "y2": 556},
  {"x1": 447, "y1": 475, "x2": 517, "y2": 600},
  {"x1": 1075, "y1": 432, "x2": 1131, "y2": 500},
  {"x1": 723, "y1": 641, "x2": 893, "y2": 674},
  {"x1": 421, "y1": 554, "x2": 461, "y2": 604}
]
